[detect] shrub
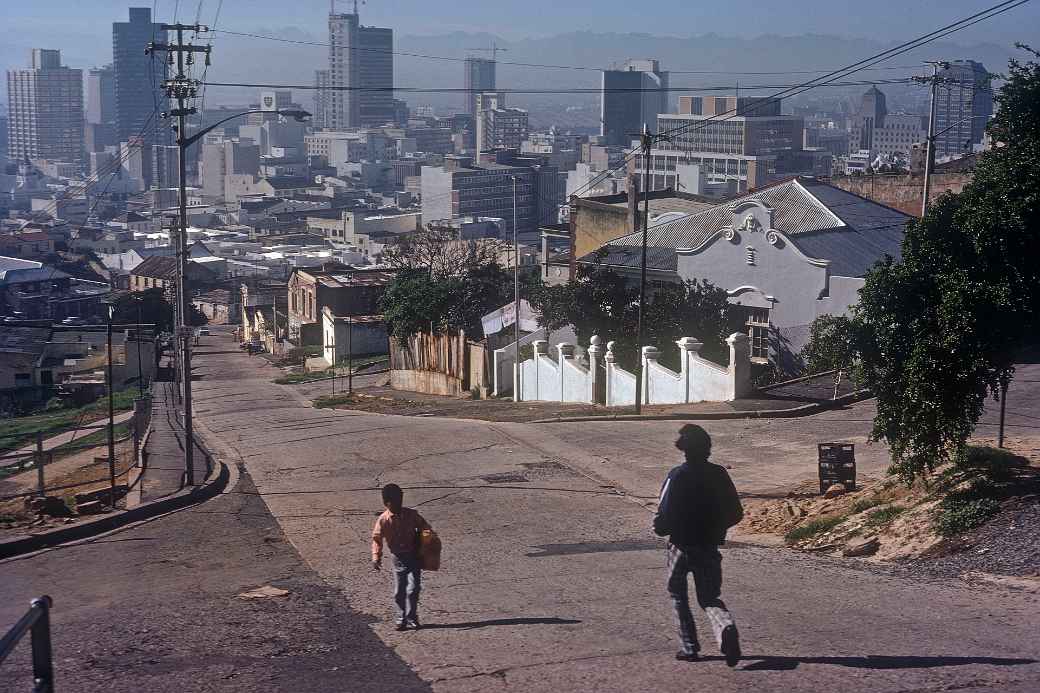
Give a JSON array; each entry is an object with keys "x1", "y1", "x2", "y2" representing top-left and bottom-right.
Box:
[
  {"x1": 934, "y1": 493, "x2": 1000, "y2": 537},
  {"x1": 784, "y1": 515, "x2": 844, "y2": 544},
  {"x1": 863, "y1": 505, "x2": 906, "y2": 528}
]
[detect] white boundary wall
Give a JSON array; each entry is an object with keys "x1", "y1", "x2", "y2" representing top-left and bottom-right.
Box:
[{"x1": 518, "y1": 333, "x2": 753, "y2": 406}]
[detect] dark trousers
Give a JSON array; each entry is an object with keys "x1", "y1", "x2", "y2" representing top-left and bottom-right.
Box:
[
  {"x1": 666, "y1": 543, "x2": 737, "y2": 655},
  {"x1": 392, "y1": 552, "x2": 422, "y2": 624}
]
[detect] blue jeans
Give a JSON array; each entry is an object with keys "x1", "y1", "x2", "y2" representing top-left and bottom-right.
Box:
[
  {"x1": 392, "y1": 552, "x2": 422, "y2": 624},
  {"x1": 667, "y1": 543, "x2": 736, "y2": 655}
]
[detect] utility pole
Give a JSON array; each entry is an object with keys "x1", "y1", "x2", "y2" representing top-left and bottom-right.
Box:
[
  {"x1": 148, "y1": 23, "x2": 211, "y2": 486},
  {"x1": 511, "y1": 175, "x2": 521, "y2": 402},
  {"x1": 634, "y1": 124, "x2": 653, "y2": 415},
  {"x1": 913, "y1": 61, "x2": 949, "y2": 217},
  {"x1": 347, "y1": 314, "x2": 353, "y2": 395},
  {"x1": 106, "y1": 304, "x2": 117, "y2": 507}
]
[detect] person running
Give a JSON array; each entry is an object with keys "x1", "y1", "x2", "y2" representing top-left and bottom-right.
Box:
[
  {"x1": 372, "y1": 483, "x2": 432, "y2": 630},
  {"x1": 653, "y1": 424, "x2": 744, "y2": 666}
]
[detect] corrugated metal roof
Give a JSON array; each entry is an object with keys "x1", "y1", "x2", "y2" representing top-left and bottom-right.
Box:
[{"x1": 590, "y1": 177, "x2": 911, "y2": 277}]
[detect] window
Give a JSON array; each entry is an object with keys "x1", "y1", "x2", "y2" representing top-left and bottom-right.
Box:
[{"x1": 745, "y1": 307, "x2": 770, "y2": 361}]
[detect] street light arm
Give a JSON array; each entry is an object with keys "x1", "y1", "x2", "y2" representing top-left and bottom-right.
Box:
[{"x1": 180, "y1": 109, "x2": 311, "y2": 148}]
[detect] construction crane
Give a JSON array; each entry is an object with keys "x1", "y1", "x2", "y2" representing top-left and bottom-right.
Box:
[{"x1": 467, "y1": 42, "x2": 508, "y2": 62}]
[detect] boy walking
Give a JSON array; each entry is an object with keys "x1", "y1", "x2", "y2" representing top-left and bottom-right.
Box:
[
  {"x1": 653, "y1": 425, "x2": 744, "y2": 666},
  {"x1": 372, "y1": 483, "x2": 432, "y2": 630}
]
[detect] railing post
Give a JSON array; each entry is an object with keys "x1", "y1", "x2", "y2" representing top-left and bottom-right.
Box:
[
  {"x1": 587, "y1": 335, "x2": 604, "y2": 404},
  {"x1": 30, "y1": 596, "x2": 54, "y2": 693},
  {"x1": 35, "y1": 433, "x2": 45, "y2": 498},
  {"x1": 676, "y1": 337, "x2": 703, "y2": 403}
]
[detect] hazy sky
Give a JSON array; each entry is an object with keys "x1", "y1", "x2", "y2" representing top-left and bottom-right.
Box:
[{"x1": 5, "y1": 0, "x2": 1037, "y2": 52}]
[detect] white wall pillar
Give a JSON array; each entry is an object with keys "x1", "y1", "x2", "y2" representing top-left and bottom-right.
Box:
[
  {"x1": 642, "y1": 346, "x2": 660, "y2": 405},
  {"x1": 605, "y1": 341, "x2": 616, "y2": 406},
  {"x1": 727, "y1": 332, "x2": 752, "y2": 399},
  {"x1": 675, "y1": 336, "x2": 703, "y2": 403},
  {"x1": 587, "y1": 335, "x2": 604, "y2": 404}
]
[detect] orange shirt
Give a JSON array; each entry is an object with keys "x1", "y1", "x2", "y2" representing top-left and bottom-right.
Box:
[{"x1": 371, "y1": 507, "x2": 431, "y2": 561}]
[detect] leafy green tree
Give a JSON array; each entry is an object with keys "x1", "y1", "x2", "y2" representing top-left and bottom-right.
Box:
[
  {"x1": 854, "y1": 47, "x2": 1040, "y2": 483},
  {"x1": 379, "y1": 263, "x2": 512, "y2": 341},
  {"x1": 801, "y1": 314, "x2": 859, "y2": 398},
  {"x1": 528, "y1": 264, "x2": 738, "y2": 370}
]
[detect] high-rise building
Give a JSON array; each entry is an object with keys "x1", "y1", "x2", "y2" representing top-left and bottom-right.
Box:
[
  {"x1": 464, "y1": 57, "x2": 496, "y2": 118},
  {"x1": 935, "y1": 60, "x2": 993, "y2": 158},
  {"x1": 86, "y1": 65, "x2": 116, "y2": 125},
  {"x1": 850, "y1": 86, "x2": 887, "y2": 153},
  {"x1": 314, "y1": 70, "x2": 331, "y2": 129},
  {"x1": 113, "y1": 7, "x2": 169, "y2": 167},
  {"x1": 600, "y1": 59, "x2": 669, "y2": 146},
  {"x1": 327, "y1": 7, "x2": 394, "y2": 129},
  {"x1": 474, "y1": 92, "x2": 529, "y2": 152},
  {"x1": 6, "y1": 49, "x2": 84, "y2": 164},
  {"x1": 647, "y1": 96, "x2": 809, "y2": 193}
]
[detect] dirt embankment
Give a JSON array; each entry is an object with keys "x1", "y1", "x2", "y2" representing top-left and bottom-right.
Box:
[{"x1": 738, "y1": 440, "x2": 1040, "y2": 584}]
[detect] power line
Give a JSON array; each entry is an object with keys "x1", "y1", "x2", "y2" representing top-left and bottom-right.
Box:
[
  {"x1": 208, "y1": 28, "x2": 924, "y2": 76},
  {"x1": 562, "y1": 0, "x2": 1028, "y2": 208},
  {"x1": 199, "y1": 78, "x2": 915, "y2": 94}
]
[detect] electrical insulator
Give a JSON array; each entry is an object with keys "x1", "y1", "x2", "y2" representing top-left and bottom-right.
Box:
[
  {"x1": 204, "y1": 53, "x2": 211, "y2": 67},
  {"x1": 187, "y1": 54, "x2": 194, "y2": 65},
  {"x1": 168, "y1": 54, "x2": 175, "y2": 65}
]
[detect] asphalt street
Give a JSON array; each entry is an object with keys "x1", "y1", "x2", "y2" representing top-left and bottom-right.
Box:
[
  {"x1": 0, "y1": 466, "x2": 429, "y2": 693},
  {"x1": 179, "y1": 331, "x2": 1040, "y2": 692}
]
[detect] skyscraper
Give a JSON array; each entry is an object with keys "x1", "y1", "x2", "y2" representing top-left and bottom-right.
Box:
[
  {"x1": 327, "y1": 6, "x2": 394, "y2": 129},
  {"x1": 85, "y1": 65, "x2": 116, "y2": 125},
  {"x1": 464, "y1": 57, "x2": 496, "y2": 118},
  {"x1": 935, "y1": 60, "x2": 993, "y2": 159},
  {"x1": 600, "y1": 59, "x2": 669, "y2": 146},
  {"x1": 850, "y1": 86, "x2": 887, "y2": 152},
  {"x1": 6, "y1": 49, "x2": 84, "y2": 165},
  {"x1": 113, "y1": 8, "x2": 169, "y2": 156}
]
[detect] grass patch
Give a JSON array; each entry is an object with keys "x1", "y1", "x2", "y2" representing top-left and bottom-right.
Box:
[
  {"x1": 863, "y1": 505, "x2": 906, "y2": 528},
  {"x1": 849, "y1": 497, "x2": 884, "y2": 514},
  {"x1": 784, "y1": 515, "x2": 845, "y2": 544},
  {"x1": 933, "y1": 485, "x2": 1002, "y2": 537},
  {"x1": 274, "y1": 355, "x2": 389, "y2": 384},
  {"x1": 0, "y1": 390, "x2": 139, "y2": 454},
  {"x1": 313, "y1": 394, "x2": 361, "y2": 409},
  {"x1": 274, "y1": 372, "x2": 329, "y2": 385}
]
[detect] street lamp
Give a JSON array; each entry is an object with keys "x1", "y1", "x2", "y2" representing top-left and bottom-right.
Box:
[{"x1": 172, "y1": 107, "x2": 311, "y2": 484}]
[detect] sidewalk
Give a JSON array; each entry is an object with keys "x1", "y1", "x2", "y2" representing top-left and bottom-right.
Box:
[{"x1": 137, "y1": 381, "x2": 209, "y2": 504}]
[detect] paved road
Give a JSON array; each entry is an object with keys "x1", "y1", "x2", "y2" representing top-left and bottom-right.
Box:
[
  {"x1": 184, "y1": 332, "x2": 1040, "y2": 692},
  {"x1": 0, "y1": 468, "x2": 428, "y2": 693}
]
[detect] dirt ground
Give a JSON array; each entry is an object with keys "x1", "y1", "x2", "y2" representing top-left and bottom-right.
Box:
[
  {"x1": 738, "y1": 437, "x2": 1040, "y2": 581},
  {"x1": 0, "y1": 440, "x2": 135, "y2": 535}
]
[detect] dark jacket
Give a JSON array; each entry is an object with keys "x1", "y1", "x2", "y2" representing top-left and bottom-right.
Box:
[{"x1": 652, "y1": 459, "x2": 744, "y2": 547}]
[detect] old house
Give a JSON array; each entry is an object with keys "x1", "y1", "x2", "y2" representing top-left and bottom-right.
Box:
[
  {"x1": 129, "y1": 255, "x2": 217, "y2": 298},
  {"x1": 577, "y1": 177, "x2": 910, "y2": 372},
  {"x1": 287, "y1": 267, "x2": 394, "y2": 346}
]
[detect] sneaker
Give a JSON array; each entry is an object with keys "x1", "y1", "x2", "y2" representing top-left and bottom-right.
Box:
[
  {"x1": 395, "y1": 621, "x2": 408, "y2": 631},
  {"x1": 675, "y1": 651, "x2": 700, "y2": 662},
  {"x1": 720, "y1": 625, "x2": 741, "y2": 667},
  {"x1": 407, "y1": 617, "x2": 421, "y2": 630}
]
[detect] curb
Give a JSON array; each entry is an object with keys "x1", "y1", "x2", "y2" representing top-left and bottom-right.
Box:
[
  {"x1": 527, "y1": 389, "x2": 872, "y2": 424},
  {"x1": 0, "y1": 458, "x2": 229, "y2": 560}
]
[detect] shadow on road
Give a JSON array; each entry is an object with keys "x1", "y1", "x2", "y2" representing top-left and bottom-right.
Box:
[
  {"x1": 420, "y1": 617, "x2": 582, "y2": 630},
  {"x1": 732, "y1": 655, "x2": 1038, "y2": 671}
]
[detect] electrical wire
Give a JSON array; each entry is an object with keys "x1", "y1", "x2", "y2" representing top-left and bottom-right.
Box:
[
  {"x1": 198, "y1": 78, "x2": 916, "y2": 94},
  {"x1": 207, "y1": 28, "x2": 925, "y2": 76}
]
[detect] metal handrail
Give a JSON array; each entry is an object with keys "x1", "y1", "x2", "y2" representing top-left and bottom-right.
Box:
[{"x1": 0, "y1": 596, "x2": 55, "y2": 692}]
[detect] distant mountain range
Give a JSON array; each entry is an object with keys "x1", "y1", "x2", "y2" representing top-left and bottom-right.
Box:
[{"x1": 1, "y1": 29, "x2": 1024, "y2": 129}]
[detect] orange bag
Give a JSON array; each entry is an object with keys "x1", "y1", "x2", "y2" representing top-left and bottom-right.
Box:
[{"x1": 418, "y1": 528, "x2": 442, "y2": 571}]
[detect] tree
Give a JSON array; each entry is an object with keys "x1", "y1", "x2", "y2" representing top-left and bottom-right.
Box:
[
  {"x1": 854, "y1": 47, "x2": 1040, "y2": 483},
  {"x1": 528, "y1": 263, "x2": 739, "y2": 370},
  {"x1": 801, "y1": 314, "x2": 858, "y2": 399},
  {"x1": 379, "y1": 263, "x2": 512, "y2": 342},
  {"x1": 380, "y1": 224, "x2": 507, "y2": 278},
  {"x1": 110, "y1": 288, "x2": 174, "y2": 332}
]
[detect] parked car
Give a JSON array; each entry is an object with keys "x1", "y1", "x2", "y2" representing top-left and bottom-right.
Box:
[
  {"x1": 61, "y1": 317, "x2": 86, "y2": 326},
  {"x1": 199, "y1": 328, "x2": 210, "y2": 336}
]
